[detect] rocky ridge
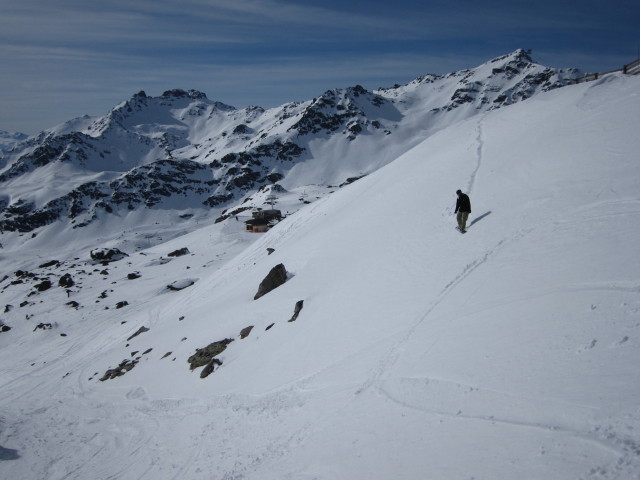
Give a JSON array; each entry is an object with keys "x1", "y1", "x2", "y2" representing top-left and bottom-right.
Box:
[{"x1": 0, "y1": 50, "x2": 581, "y2": 237}]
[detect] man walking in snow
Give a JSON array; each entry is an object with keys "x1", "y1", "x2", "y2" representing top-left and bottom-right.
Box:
[{"x1": 454, "y1": 190, "x2": 471, "y2": 233}]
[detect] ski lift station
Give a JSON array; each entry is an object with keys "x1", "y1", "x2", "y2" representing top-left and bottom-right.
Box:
[{"x1": 245, "y1": 208, "x2": 282, "y2": 232}]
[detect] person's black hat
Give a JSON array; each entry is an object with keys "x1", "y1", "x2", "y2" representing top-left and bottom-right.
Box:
[{"x1": 456, "y1": 189, "x2": 462, "y2": 194}]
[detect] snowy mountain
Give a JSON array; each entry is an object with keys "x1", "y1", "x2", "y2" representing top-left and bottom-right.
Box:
[
  {"x1": 0, "y1": 49, "x2": 580, "y2": 250},
  {"x1": 0, "y1": 130, "x2": 28, "y2": 155},
  {"x1": 2, "y1": 52, "x2": 640, "y2": 479}
]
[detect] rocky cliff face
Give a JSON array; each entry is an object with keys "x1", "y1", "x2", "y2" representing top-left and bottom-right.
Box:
[{"x1": 0, "y1": 50, "x2": 581, "y2": 235}]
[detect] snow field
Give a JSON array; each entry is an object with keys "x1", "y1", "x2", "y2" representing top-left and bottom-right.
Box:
[{"x1": 0, "y1": 74, "x2": 639, "y2": 479}]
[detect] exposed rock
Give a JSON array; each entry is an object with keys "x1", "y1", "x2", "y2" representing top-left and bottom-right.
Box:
[
  {"x1": 167, "y1": 279, "x2": 196, "y2": 291},
  {"x1": 188, "y1": 338, "x2": 234, "y2": 373},
  {"x1": 240, "y1": 326, "x2": 254, "y2": 339},
  {"x1": 99, "y1": 359, "x2": 138, "y2": 381},
  {"x1": 39, "y1": 260, "x2": 61, "y2": 269},
  {"x1": 288, "y1": 300, "x2": 304, "y2": 322},
  {"x1": 127, "y1": 326, "x2": 150, "y2": 341},
  {"x1": 34, "y1": 280, "x2": 52, "y2": 292},
  {"x1": 15, "y1": 270, "x2": 34, "y2": 279},
  {"x1": 167, "y1": 247, "x2": 190, "y2": 257},
  {"x1": 127, "y1": 272, "x2": 141, "y2": 280},
  {"x1": 267, "y1": 248, "x2": 275, "y2": 255},
  {"x1": 90, "y1": 248, "x2": 128, "y2": 263},
  {"x1": 254, "y1": 263, "x2": 288, "y2": 300},
  {"x1": 33, "y1": 323, "x2": 53, "y2": 331},
  {"x1": 66, "y1": 301, "x2": 80, "y2": 309},
  {"x1": 0, "y1": 322, "x2": 11, "y2": 333},
  {"x1": 115, "y1": 301, "x2": 129, "y2": 309},
  {"x1": 58, "y1": 273, "x2": 75, "y2": 288},
  {"x1": 200, "y1": 358, "x2": 222, "y2": 378}
]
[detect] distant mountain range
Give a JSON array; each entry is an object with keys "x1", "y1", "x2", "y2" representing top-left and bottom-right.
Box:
[
  {"x1": 0, "y1": 49, "x2": 581, "y2": 238},
  {"x1": 0, "y1": 130, "x2": 28, "y2": 154}
]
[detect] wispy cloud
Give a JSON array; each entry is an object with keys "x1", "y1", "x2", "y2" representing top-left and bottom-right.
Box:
[{"x1": 1, "y1": 0, "x2": 637, "y2": 133}]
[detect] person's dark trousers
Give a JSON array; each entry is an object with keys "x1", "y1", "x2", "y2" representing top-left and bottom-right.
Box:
[{"x1": 457, "y1": 211, "x2": 469, "y2": 230}]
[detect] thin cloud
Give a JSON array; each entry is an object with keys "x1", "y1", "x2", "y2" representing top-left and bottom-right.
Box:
[{"x1": 1, "y1": 0, "x2": 638, "y2": 133}]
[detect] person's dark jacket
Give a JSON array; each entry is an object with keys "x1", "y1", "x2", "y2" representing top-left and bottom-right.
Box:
[{"x1": 455, "y1": 193, "x2": 471, "y2": 213}]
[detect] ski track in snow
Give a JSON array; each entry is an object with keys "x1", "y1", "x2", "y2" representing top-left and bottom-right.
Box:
[
  {"x1": 352, "y1": 231, "x2": 526, "y2": 399},
  {"x1": 375, "y1": 380, "x2": 640, "y2": 480},
  {"x1": 466, "y1": 113, "x2": 486, "y2": 195}
]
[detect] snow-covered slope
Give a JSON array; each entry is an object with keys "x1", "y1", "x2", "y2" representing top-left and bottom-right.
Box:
[
  {"x1": 0, "y1": 130, "x2": 27, "y2": 156},
  {"x1": 0, "y1": 70, "x2": 639, "y2": 479},
  {"x1": 0, "y1": 50, "x2": 581, "y2": 252}
]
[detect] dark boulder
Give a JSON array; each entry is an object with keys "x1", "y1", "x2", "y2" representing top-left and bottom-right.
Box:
[
  {"x1": 200, "y1": 358, "x2": 222, "y2": 378},
  {"x1": 90, "y1": 248, "x2": 128, "y2": 263},
  {"x1": 254, "y1": 264, "x2": 288, "y2": 300},
  {"x1": 58, "y1": 273, "x2": 75, "y2": 288},
  {"x1": 288, "y1": 300, "x2": 304, "y2": 322},
  {"x1": 34, "y1": 280, "x2": 52, "y2": 292},
  {"x1": 240, "y1": 326, "x2": 254, "y2": 339},
  {"x1": 127, "y1": 326, "x2": 149, "y2": 341},
  {"x1": 39, "y1": 260, "x2": 60, "y2": 269},
  {"x1": 188, "y1": 338, "x2": 234, "y2": 377},
  {"x1": 167, "y1": 247, "x2": 190, "y2": 257},
  {"x1": 33, "y1": 323, "x2": 53, "y2": 331}
]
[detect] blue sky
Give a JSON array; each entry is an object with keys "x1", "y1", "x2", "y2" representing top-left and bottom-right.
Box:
[{"x1": 1, "y1": 0, "x2": 638, "y2": 134}]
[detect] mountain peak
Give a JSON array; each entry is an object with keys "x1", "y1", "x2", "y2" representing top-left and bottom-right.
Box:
[
  {"x1": 489, "y1": 48, "x2": 535, "y2": 66},
  {"x1": 160, "y1": 89, "x2": 208, "y2": 100}
]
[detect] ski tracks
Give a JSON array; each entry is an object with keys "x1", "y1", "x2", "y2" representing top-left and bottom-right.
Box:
[
  {"x1": 466, "y1": 114, "x2": 486, "y2": 195},
  {"x1": 354, "y1": 228, "x2": 529, "y2": 398}
]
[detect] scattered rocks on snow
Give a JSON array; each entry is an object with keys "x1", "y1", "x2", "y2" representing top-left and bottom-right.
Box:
[
  {"x1": 115, "y1": 301, "x2": 129, "y2": 309},
  {"x1": 33, "y1": 323, "x2": 53, "y2": 331},
  {"x1": 99, "y1": 359, "x2": 137, "y2": 381},
  {"x1": 127, "y1": 272, "x2": 141, "y2": 280},
  {"x1": 0, "y1": 322, "x2": 11, "y2": 333},
  {"x1": 188, "y1": 338, "x2": 234, "y2": 378},
  {"x1": 254, "y1": 263, "x2": 288, "y2": 300},
  {"x1": 90, "y1": 248, "x2": 128, "y2": 263},
  {"x1": 99, "y1": 348, "x2": 153, "y2": 381},
  {"x1": 66, "y1": 301, "x2": 80, "y2": 309}
]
